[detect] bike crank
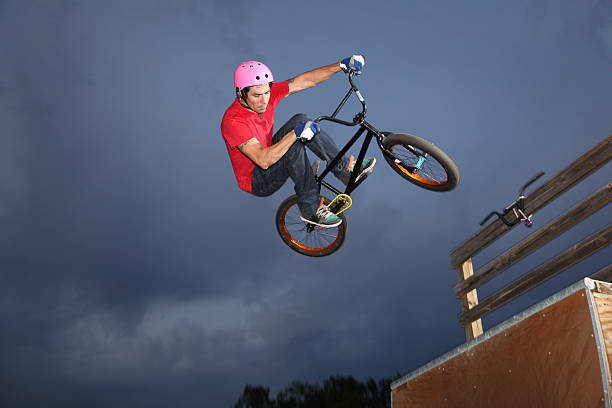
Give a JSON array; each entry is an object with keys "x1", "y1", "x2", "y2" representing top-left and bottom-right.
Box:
[{"x1": 305, "y1": 194, "x2": 352, "y2": 232}]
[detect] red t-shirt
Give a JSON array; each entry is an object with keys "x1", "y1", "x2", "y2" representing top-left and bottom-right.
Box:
[{"x1": 221, "y1": 81, "x2": 290, "y2": 192}]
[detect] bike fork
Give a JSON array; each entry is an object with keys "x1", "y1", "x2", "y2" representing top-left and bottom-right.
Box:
[
  {"x1": 412, "y1": 151, "x2": 428, "y2": 173},
  {"x1": 378, "y1": 136, "x2": 428, "y2": 174}
]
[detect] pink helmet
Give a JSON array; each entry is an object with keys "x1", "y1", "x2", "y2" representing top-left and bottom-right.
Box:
[{"x1": 234, "y1": 61, "x2": 274, "y2": 92}]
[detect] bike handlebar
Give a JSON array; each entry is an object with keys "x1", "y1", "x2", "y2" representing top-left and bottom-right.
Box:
[
  {"x1": 314, "y1": 71, "x2": 367, "y2": 126},
  {"x1": 479, "y1": 171, "x2": 546, "y2": 227},
  {"x1": 519, "y1": 171, "x2": 545, "y2": 196}
]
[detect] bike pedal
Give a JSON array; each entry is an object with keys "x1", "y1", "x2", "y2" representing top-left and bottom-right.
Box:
[{"x1": 328, "y1": 193, "x2": 352, "y2": 215}]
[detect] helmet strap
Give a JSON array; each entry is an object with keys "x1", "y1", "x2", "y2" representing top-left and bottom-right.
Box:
[{"x1": 236, "y1": 87, "x2": 254, "y2": 111}]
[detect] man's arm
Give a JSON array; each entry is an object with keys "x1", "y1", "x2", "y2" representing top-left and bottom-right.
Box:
[
  {"x1": 238, "y1": 121, "x2": 319, "y2": 170},
  {"x1": 287, "y1": 61, "x2": 342, "y2": 95},
  {"x1": 239, "y1": 132, "x2": 297, "y2": 170}
]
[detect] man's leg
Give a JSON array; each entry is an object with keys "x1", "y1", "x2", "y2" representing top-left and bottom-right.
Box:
[
  {"x1": 251, "y1": 137, "x2": 319, "y2": 218},
  {"x1": 275, "y1": 113, "x2": 376, "y2": 185},
  {"x1": 274, "y1": 143, "x2": 341, "y2": 227},
  {"x1": 251, "y1": 114, "x2": 343, "y2": 226},
  {"x1": 273, "y1": 114, "x2": 349, "y2": 178}
]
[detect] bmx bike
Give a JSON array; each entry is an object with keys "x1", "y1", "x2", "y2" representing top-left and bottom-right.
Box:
[{"x1": 275, "y1": 70, "x2": 460, "y2": 257}]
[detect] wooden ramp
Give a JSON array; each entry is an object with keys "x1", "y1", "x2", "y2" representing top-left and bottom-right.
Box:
[{"x1": 391, "y1": 278, "x2": 612, "y2": 408}]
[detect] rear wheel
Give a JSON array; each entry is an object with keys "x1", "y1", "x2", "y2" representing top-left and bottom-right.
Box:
[
  {"x1": 382, "y1": 133, "x2": 459, "y2": 191},
  {"x1": 275, "y1": 195, "x2": 347, "y2": 257}
]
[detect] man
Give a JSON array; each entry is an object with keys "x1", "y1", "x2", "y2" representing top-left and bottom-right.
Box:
[{"x1": 220, "y1": 55, "x2": 375, "y2": 228}]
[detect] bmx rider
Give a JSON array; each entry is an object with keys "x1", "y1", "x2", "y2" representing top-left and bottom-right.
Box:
[{"x1": 220, "y1": 55, "x2": 376, "y2": 228}]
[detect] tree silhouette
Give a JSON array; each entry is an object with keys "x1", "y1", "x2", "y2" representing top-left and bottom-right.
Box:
[
  {"x1": 233, "y1": 385, "x2": 275, "y2": 408},
  {"x1": 234, "y1": 374, "x2": 400, "y2": 408}
]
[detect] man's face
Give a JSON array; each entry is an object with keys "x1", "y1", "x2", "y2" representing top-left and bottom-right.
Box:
[{"x1": 244, "y1": 84, "x2": 271, "y2": 114}]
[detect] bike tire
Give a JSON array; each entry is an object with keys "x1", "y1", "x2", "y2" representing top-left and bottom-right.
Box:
[
  {"x1": 275, "y1": 194, "x2": 347, "y2": 257},
  {"x1": 382, "y1": 133, "x2": 460, "y2": 192}
]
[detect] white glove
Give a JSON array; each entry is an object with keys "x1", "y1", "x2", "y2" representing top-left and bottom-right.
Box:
[
  {"x1": 294, "y1": 121, "x2": 320, "y2": 143},
  {"x1": 340, "y1": 55, "x2": 365, "y2": 74}
]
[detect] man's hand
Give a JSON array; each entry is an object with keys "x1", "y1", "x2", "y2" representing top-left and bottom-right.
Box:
[
  {"x1": 340, "y1": 55, "x2": 365, "y2": 74},
  {"x1": 294, "y1": 121, "x2": 319, "y2": 143}
]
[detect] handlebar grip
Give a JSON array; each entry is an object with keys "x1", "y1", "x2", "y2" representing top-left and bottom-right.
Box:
[
  {"x1": 480, "y1": 211, "x2": 498, "y2": 226},
  {"x1": 519, "y1": 171, "x2": 545, "y2": 196}
]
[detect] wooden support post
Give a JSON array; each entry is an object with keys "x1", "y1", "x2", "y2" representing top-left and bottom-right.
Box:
[
  {"x1": 456, "y1": 258, "x2": 483, "y2": 340},
  {"x1": 448, "y1": 134, "x2": 611, "y2": 335}
]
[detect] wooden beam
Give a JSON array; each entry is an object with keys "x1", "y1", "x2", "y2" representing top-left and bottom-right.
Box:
[
  {"x1": 458, "y1": 223, "x2": 612, "y2": 327},
  {"x1": 590, "y1": 264, "x2": 612, "y2": 283},
  {"x1": 456, "y1": 259, "x2": 483, "y2": 340},
  {"x1": 450, "y1": 134, "x2": 612, "y2": 268},
  {"x1": 454, "y1": 181, "x2": 612, "y2": 298}
]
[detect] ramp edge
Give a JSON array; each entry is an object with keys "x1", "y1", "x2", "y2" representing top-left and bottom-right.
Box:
[{"x1": 586, "y1": 278, "x2": 612, "y2": 408}]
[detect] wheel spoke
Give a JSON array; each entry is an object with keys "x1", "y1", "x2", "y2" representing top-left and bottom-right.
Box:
[
  {"x1": 317, "y1": 230, "x2": 339, "y2": 239},
  {"x1": 391, "y1": 143, "x2": 448, "y2": 185}
]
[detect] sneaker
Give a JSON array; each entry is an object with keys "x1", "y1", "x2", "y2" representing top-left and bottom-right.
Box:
[
  {"x1": 339, "y1": 156, "x2": 376, "y2": 186},
  {"x1": 300, "y1": 205, "x2": 342, "y2": 228}
]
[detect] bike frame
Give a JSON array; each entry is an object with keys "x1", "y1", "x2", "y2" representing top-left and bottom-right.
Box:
[{"x1": 313, "y1": 72, "x2": 401, "y2": 196}]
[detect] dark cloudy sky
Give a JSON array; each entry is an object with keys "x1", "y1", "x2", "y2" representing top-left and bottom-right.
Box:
[{"x1": 1, "y1": 1, "x2": 611, "y2": 407}]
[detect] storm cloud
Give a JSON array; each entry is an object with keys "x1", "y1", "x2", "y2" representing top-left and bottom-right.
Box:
[{"x1": 1, "y1": 1, "x2": 611, "y2": 407}]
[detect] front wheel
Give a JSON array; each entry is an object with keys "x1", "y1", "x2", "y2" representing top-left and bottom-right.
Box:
[
  {"x1": 275, "y1": 195, "x2": 347, "y2": 257},
  {"x1": 382, "y1": 133, "x2": 460, "y2": 192}
]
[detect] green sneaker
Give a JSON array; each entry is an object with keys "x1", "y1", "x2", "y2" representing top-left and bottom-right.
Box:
[
  {"x1": 300, "y1": 205, "x2": 342, "y2": 228},
  {"x1": 339, "y1": 156, "x2": 376, "y2": 186}
]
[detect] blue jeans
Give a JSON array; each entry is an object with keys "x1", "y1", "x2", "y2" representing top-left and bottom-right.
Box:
[{"x1": 251, "y1": 113, "x2": 348, "y2": 217}]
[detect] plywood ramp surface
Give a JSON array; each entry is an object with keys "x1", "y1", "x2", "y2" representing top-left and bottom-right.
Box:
[
  {"x1": 593, "y1": 291, "x2": 612, "y2": 390},
  {"x1": 392, "y1": 281, "x2": 607, "y2": 408}
]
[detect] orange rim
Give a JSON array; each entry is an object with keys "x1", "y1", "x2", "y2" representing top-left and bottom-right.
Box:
[
  {"x1": 280, "y1": 201, "x2": 341, "y2": 254},
  {"x1": 389, "y1": 144, "x2": 448, "y2": 186}
]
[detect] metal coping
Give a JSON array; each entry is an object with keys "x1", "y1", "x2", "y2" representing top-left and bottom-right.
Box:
[
  {"x1": 390, "y1": 278, "x2": 598, "y2": 391},
  {"x1": 585, "y1": 279, "x2": 612, "y2": 408}
]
